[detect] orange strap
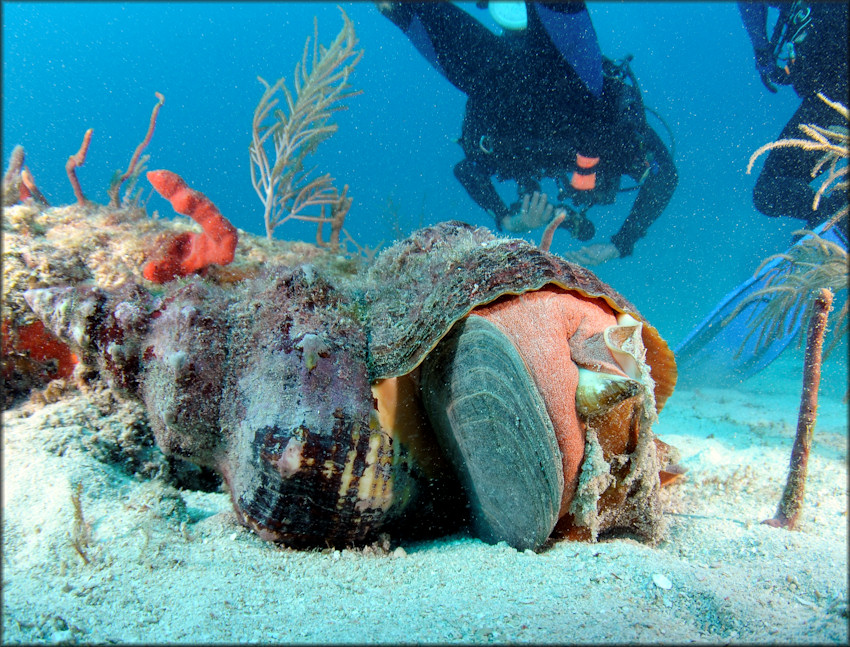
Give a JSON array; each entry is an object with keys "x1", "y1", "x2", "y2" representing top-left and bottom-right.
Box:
[
  {"x1": 576, "y1": 154, "x2": 599, "y2": 169},
  {"x1": 571, "y1": 154, "x2": 599, "y2": 190},
  {"x1": 571, "y1": 172, "x2": 596, "y2": 191}
]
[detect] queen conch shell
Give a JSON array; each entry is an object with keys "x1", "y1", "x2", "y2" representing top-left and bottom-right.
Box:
[{"x1": 24, "y1": 221, "x2": 678, "y2": 550}]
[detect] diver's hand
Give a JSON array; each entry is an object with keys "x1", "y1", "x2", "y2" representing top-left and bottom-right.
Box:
[
  {"x1": 563, "y1": 243, "x2": 620, "y2": 267},
  {"x1": 502, "y1": 191, "x2": 554, "y2": 232}
]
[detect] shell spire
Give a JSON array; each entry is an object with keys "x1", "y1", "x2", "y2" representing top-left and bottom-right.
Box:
[
  {"x1": 23, "y1": 284, "x2": 153, "y2": 394},
  {"x1": 24, "y1": 269, "x2": 456, "y2": 547}
]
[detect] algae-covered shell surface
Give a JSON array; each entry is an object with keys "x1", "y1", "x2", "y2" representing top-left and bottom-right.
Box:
[{"x1": 365, "y1": 221, "x2": 676, "y2": 409}]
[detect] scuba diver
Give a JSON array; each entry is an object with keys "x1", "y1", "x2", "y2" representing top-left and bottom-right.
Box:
[
  {"x1": 675, "y1": 1, "x2": 848, "y2": 385},
  {"x1": 739, "y1": 0, "x2": 848, "y2": 227},
  {"x1": 379, "y1": 1, "x2": 677, "y2": 266}
]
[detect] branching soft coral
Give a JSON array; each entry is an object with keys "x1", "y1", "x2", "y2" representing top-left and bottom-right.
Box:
[
  {"x1": 741, "y1": 95, "x2": 848, "y2": 531},
  {"x1": 727, "y1": 228, "x2": 847, "y2": 357},
  {"x1": 249, "y1": 7, "x2": 362, "y2": 241},
  {"x1": 747, "y1": 93, "x2": 848, "y2": 214}
]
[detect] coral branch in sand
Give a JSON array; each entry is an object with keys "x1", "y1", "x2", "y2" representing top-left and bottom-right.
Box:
[
  {"x1": 66, "y1": 128, "x2": 94, "y2": 205},
  {"x1": 539, "y1": 209, "x2": 567, "y2": 252},
  {"x1": 70, "y1": 481, "x2": 92, "y2": 564},
  {"x1": 142, "y1": 170, "x2": 238, "y2": 284},
  {"x1": 109, "y1": 92, "x2": 165, "y2": 207},
  {"x1": 763, "y1": 288, "x2": 833, "y2": 530}
]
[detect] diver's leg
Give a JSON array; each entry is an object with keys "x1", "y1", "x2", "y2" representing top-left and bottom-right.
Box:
[
  {"x1": 524, "y1": 3, "x2": 607, "y2": 187},
  {"x1": 528, "y1": 2, "x2": 603, "y2": 99},
  {"x1": 378, "y1": 2, "x2": 504, "y2": 95},
  {"x1": 753, "y1": 94, "x2": 848, "y2": 228}
]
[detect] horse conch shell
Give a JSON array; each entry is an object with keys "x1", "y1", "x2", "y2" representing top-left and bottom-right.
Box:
[{"x1": 24, "y1": 221, "x2": 678, "y2": 550}]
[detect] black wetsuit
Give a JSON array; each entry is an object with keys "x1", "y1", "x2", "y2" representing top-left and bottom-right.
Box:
[
  {"x1": 381, "y1": 2, "x2": 677, "y2": 258},
  {"x1": 739, "y1": 1, "x2": 849, "y2": 227}
]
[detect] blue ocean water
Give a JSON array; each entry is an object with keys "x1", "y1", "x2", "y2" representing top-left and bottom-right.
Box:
[{"x1": 2, "y1": 2, "x2": 845, "y2": 395}]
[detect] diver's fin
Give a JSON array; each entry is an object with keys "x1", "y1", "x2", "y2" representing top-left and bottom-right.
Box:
[{"x1": 674, "y1": 222, "x2": 847, "y2": 386}]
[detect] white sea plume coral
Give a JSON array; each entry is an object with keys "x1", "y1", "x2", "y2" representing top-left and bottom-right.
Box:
[
  {"x1": 727, "y1": 229, "x2": 847, "y2": 357},
  {"x1": 747, "y1": 93, "x2": 848, "y2": 216},
  {"x1": 250, "y1": 7, "x2": 363, "y2": 240},
  {"x1": 730, "y1": 94, "x2": 848, "y2": 357}
]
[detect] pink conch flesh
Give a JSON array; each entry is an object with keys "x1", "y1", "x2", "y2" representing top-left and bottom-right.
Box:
[{"x1": 471, "y1": 286, "x2": 627, "y2": 517}]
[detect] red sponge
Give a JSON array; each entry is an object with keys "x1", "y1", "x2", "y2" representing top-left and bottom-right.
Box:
[{"x1": 143, "y1": 170, "x2": 238, "y2": 283}]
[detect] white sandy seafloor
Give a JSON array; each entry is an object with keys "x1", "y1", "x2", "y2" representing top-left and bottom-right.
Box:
[{"x1": 2, "y1": 345, "x2": 847, "y2": 644}]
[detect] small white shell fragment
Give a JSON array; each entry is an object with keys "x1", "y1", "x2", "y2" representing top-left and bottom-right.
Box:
[
  {"x1": 794, "y1": 595, "x2": 816, "y2": 608},
  {"x1": 652, "y1": 573, "x2": 673, "y2": 590},
  {"x1": 392, "y1": 546, "x2": 407, "y2": 558},
  {"x1": 51, "y1": 629, "x2": 74, "y2": 644}
]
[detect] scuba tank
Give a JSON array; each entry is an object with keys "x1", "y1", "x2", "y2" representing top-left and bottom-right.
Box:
[{"x1": 563, "y1": 54, "x2": 652, "y2": 207}]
